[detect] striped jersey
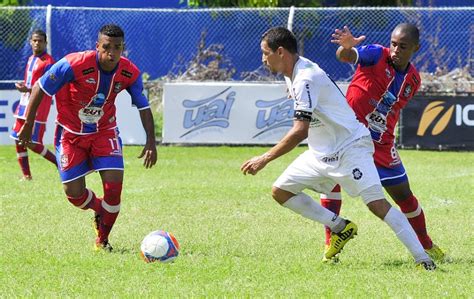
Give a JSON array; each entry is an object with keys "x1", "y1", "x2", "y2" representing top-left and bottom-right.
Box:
[
  {"x1": 14, "y1": 52, "x2": 54, "y2": 123},
  {"x1": 39, "y1": 50, "x2": 149, "y2": 134}
]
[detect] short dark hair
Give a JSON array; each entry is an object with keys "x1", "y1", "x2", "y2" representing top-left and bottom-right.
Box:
[
  {"x1": 393, "y1": 23, "x2": 419, "y2": 45},
  {"x1": 31, "y1": 29, "x2": 47, "y2": 41},
  {"x1": 98, "y1": 24, "x2": 125, "y2": 40},
  {"x1": 261, "y1": 27, "x2": 298, "y2": 54}
]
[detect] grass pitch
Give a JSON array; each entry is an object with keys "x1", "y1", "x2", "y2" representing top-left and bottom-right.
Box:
[{"x1": 0, "y1": 145, "x2": 473, "y2": 297}]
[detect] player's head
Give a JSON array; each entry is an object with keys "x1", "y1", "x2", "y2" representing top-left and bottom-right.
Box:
[
  {"x1": 30, "y1": 29, "x2": 47, "y2": 55},
  {"x1": 390, "y1": 23, "x2": 420, "y2": 71},
  {"x1": 96, "y1": 24, "x2": 125, "y2": 71},
  {"x1": 260, "y1": 27, "x2": 298, "y2": 74}
]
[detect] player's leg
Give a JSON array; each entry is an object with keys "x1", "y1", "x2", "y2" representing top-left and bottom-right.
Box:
[
  {"x1": 273, "y1": 150, "x2": 357, "y2": 259},
  {"x1": 55, "y1": 125, "x2": 103, "y2": 238},
  {"x1": 15, "y1": 140, "x2": 32, "y2": 180},
  {"x1": 91, "y1": 128, "x2": 124, "y2": 251},
  {"x1": 63, "y1": 176, "x2": 102, "y2": 213},
  {"x1": 384, "y1": 179, "x2": 445, "y2": 260},
  {"x1": 11, "y1": 119, "x2": 32, "y2": 179},
  {"x1": 320, "y1": 185, "x2": 342, "y2": 248},
  {"x1": 337, "y1": 137, "x2": 435, "y2": 269},
  {"x1": 96, "y1": 170, "x2": 123, "y2": 249}
]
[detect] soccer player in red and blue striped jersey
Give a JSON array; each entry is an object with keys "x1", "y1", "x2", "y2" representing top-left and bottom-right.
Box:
[
  {"x1": 17, "y1": 24, "x2": 157, "y2": 252},
  {"x1": 321, "y1": 24, "x2": 445, "y2": 261},
  {"x1": 10, "y1": 30, "x2": 57, "y2": 180}
]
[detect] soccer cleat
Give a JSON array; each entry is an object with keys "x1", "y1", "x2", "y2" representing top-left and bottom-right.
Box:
[
  {"x1": 92, "y1": 213, "x2": 100, "y2": 237},
  {"x1": 416, "y1": 260, "x2": 437, "y2": 271},
  {"x1": 425, "y1": 244, "x2": 446, "y2": 261},
  {"x1": 322, "y1": 244, "x2": 339, "y2": 263},
  {"x1": 324, "y1": 220, "x2": 358, "y2": 260},
  {"x1": 94, "y1": 238, "x2": 113, "y2": 252}
]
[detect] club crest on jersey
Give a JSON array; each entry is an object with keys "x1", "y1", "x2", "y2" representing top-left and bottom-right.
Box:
[
  {"x1": 352, "y1": 168, "x2": 363, "y2": 180},
  {"x1": 113, "y1": 82, "x2": 122, "y2": 93},
  {"x1": 385, "y1": 68, "x2": 392, "y2": 79},
  {"x1": 85, "y1": 78, "x2": 96, "y2": 84},
  {"x1": 403, "y1": 84, "x2": 412, "y2": 97},
  {"x1": 60, "y1": 154, "x2": 68, "y2": 169}
]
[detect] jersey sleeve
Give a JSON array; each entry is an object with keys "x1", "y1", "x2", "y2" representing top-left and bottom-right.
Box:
[
  {"x1": 292, "y1": 78, "x2": 318, "y2": 121},
  {"x1": 126, "y1": 74, "x2": 150, "y2": 110},
  {"x1": 39, "y1": 57, "x2": 75, "y2": 96},
  {"x1": 355, "y1": 44, "x2": 383, "y2": 67}
]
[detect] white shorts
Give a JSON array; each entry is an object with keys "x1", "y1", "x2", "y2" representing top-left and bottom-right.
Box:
[{"x1": 273, "y1": 136, "x2": 384, "y2": 204}]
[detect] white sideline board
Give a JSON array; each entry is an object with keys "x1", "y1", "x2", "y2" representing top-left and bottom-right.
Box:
[
  {"x1": 0, "y1": 90, "x2": 145, "y2": 145},
  {"x1": 163, "y1": 82, "x2": 348, "y2": 144}
]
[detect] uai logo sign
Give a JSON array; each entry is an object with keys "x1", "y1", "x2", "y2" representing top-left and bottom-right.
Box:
[
  {"x1": 253, "y1": 97, "x2": 293, "y2": 138},
  {"x1": 181, "y1": 87, "x2": 235, "y2": 138}
]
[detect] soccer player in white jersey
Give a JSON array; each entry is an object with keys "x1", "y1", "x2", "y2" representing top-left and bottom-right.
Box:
[{"x1": 240, "y1": 27, "x2": 435, "y2": 270}]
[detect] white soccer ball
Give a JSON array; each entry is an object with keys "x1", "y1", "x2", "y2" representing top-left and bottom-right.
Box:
[{"x1": 140, "y1": 230, "x2": 180, "y2": 263}]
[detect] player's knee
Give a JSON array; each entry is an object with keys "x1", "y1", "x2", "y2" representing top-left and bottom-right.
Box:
[
  {"x1": 367, "y1": 199, "x2": 392, "y2": 219},
  {"x1": 103, "y1": 181, "x2": 123, "y2": 204},
  {"x1": 271, "y1": 186, "x2": 294, "y2": 205}
]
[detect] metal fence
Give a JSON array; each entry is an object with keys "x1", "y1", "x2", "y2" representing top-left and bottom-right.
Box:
[{"x1": 1, "y1": 6, "x2": 473, "y2": 87}]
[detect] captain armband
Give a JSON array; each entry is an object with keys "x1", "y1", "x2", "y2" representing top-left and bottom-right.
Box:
[{"x1": 294, "y1": 110, "x2": 312, "y2": 121}]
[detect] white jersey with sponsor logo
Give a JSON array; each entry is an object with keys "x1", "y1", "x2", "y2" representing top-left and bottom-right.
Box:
[{"x1": 285, "y1": 56, "x2": 369, "y2": 158}]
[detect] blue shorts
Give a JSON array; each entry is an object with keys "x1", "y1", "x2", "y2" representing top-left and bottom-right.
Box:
[{"x1": 377, "y1": 163, "x2": 408, "y2": 187}]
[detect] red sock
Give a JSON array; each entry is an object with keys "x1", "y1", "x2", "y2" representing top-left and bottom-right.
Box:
[
  {"x1": 320, "y1": 185, "x2": 342, "y2": 245},
  {"x1": 29, "y1": 143, "x2": 57, "y2": 166},
  {"x1": 99, "y1": 182, "x2": 122, "y2": 242},
  {"x1": 67, "y1": 189, "x2": 102, "y2": 213},
  {"x1": 15, "y1": 143, "x2": 31, "y2": 177},
  {"x1": 394, "y1": 194, "x2": 433, "y2": 249}
]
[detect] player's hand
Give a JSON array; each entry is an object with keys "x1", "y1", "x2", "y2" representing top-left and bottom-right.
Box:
[
  {"x1": 138, "y1": 141, "x2": 157, "y2": 169},
  {"x1": 330, "y1": 26, "x2": 366, "y2": 49},
  {"x1": 15, "y1": 82, "x2": 29, "y2": 93},
  {"x1": 240, "y1": 154, "x2": 269, "y2": 176},
  {"x1": 17, "y1": 122, "x2": 33, "y2": 146}
]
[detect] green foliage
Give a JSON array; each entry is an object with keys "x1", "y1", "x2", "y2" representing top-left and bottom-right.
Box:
[
  {"x1": 187, "y1": 0, "x2": 322, "y2": 8},
  {"x1": 186, "y1": 0, "x2": 414, "y2": 7},
  {"x1": 0, "y1": 145, "x2": 473, "y2": 297},
  {"x1": 338, "y1": 0, "x2": 413, "y2": 5}
]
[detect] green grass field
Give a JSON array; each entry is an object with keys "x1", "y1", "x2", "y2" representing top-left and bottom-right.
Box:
[{"x1": 1, "y1": 145, "x2": 473, "y2": 297}]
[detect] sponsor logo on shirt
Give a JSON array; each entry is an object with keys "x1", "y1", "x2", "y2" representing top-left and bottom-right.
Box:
[
  {"x1": 121, "y1": 70, "x2": 133, "y2": 78},
  {"x1": 85, "y1": 78, "x2": 96, "y2": 84},
  {"x1": 82, "y1": 67, "x2": 94, "y2": 75}
]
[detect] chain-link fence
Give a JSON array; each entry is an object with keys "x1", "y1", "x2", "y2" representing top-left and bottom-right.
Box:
[{"x1": 1, "y1": 6, "x2": 473, "y2": 90}]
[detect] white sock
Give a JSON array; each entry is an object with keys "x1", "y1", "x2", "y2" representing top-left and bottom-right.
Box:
[
  {"x1": 282, "y1": 192, "x2": 344, "y2": 231},
  {"x1": 383, "y1": 207, "x2": 430, "y2": 263}
]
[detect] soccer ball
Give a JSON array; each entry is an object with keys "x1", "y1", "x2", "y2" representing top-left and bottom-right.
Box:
[{"x1": 140, "y1": 230, "x2": 180, "y2": 263}]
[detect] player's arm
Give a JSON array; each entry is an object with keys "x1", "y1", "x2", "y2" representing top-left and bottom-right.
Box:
[
  {"x1": 127, "y1": 75, "x2": 157, "y2": 168},
  {"x1": 331, "y1": 26, "x2": 366, "y2": 63},
  {"x1": 241, "y1": 119, "x2": 309, "y2": 176}
]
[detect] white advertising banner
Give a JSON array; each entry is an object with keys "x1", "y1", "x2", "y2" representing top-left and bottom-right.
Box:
[
  {"x1": 163, "y1": 82, "x2": 291, "y2": 144},
  {"x1": 0, "y1": 90, "x2": 145, "y2": 145},
  {"x1": 163, "y1": 82, "x2": 348, "y2": 144}
]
